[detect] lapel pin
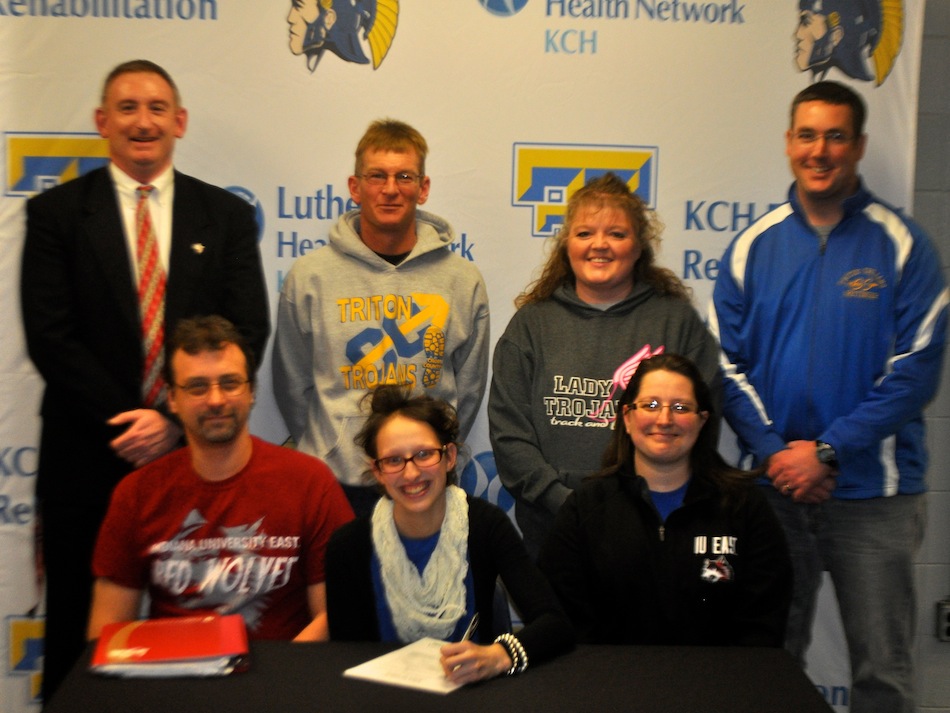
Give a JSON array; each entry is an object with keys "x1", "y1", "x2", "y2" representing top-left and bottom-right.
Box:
[{"x1": 191, "y1": 243, "x2": 205, "y2": 254}]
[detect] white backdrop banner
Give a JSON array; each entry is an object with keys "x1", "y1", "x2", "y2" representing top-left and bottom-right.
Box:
[{"x1": 0, "y1": 2, "x2": 923, "y2": 710}]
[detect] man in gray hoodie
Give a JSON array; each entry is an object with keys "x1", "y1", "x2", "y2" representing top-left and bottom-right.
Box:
[{"x1": 273, "y1": 119, "x2": 489, "y2": 516}]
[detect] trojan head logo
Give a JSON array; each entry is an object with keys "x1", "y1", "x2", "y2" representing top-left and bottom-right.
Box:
[
  {"x1": 5, "y1": 133, "x2": 109, "y2": 198},
  {"x1": 793, "y1": 0, "x2": 903, "y2": 86},
  {"x1": 512, "y1": 143, "x2": 658, "y2": 238},
  {"x1": 286, "y1": 0, "x2": 399, "y2": 73}
]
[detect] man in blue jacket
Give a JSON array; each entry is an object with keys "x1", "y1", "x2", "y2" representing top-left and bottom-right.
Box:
[{"x1": 711, "y1": 81, "x2": 948, "y2": 713}]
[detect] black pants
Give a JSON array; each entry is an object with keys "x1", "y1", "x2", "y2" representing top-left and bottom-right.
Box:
[{"x1": 40, "y1": 498, "x2": 108, "y2": 706}]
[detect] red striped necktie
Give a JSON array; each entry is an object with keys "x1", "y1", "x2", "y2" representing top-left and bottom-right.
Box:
[{"x1": 135, "y1": 185, "x2": 167, "y2": 407}]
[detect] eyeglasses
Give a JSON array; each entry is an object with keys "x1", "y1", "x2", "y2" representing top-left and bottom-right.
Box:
[
  {"x1": 174, "y1": 377, "x2": 250, "y2": 398},
  {"x1": 791, "y1": 129, "x2": 852, "y2": 145},
  {"x1": 629, "y1": 400, "x2": 701, "y2": 416},
  {"x1": 359, "y1": 171, "x2": 422, "y2": 186},
  {"x1": 374, "y1": 446, "x2": 447, "y2": 474}
]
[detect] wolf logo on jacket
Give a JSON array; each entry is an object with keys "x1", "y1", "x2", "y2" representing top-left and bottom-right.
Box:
[{"x1": 700, "y1": 556, "x2": 735, "y2": 584}]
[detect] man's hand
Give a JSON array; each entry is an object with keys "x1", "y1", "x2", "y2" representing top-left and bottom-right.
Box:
[
  {"x1": 293, "y1": 585, "x2": 329, "y2": 642},
  {"x1": 107, "y1": 409, "x2": 182, "y2": 468},
  {"x1": 767, "y1": 440, "x2": 837, "y2": 504}
]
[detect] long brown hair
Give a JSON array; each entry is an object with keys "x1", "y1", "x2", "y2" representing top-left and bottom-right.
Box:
[
  {"x1": 516, "y1": 173, "x2": 689, "y2": 308},
  {"x1": 603, "y1": 354, "x2": 758, "y2": 501}
]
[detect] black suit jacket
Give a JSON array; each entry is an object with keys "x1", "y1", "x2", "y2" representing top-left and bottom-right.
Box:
[{"x1": 21, "y1": 166, "x2": 270, "y2": 504}]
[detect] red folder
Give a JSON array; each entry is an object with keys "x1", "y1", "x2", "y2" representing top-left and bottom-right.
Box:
[{"x1": 90, "y1": 614, "x2": 249, "y2": 677}]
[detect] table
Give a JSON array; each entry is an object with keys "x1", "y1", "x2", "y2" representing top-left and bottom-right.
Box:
[{"x1": 45, "y1": 641, "x2": 833, "y2": 712}]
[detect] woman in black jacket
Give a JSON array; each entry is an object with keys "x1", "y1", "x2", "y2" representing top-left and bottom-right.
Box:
[{"x1": 539, "y1": 353, "x2": 792, "y2": 647}]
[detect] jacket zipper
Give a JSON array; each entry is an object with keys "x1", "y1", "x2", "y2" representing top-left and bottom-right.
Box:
[{"x1": 807, "y1": 222, "x2": 832, "y2": 436}]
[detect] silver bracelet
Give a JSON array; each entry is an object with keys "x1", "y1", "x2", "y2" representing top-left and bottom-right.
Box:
[{"x1": 494, "y1": 633, "x2": 529, "y2": 675}]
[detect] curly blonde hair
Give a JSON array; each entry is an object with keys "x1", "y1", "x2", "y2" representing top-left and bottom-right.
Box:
[{"x1": 516, "y1": 173, "x2": 689, "y2": 308}]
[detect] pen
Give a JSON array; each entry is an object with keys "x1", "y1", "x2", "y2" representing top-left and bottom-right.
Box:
[
  {"x1": 461, "y1": 612, "x2": 479, "y2": 642},
  {"x1": 450, "y1": 613, "x2": 480, "y2": 674}
]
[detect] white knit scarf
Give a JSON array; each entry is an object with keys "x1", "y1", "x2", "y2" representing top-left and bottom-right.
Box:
[{"x1": 371, "y1": 484, "x2": 470, "y2": 642}]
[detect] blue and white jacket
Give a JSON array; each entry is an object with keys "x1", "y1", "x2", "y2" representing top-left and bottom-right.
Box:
[{"x1": 711, "y1": 182, "x2": 948, "y2": 499}]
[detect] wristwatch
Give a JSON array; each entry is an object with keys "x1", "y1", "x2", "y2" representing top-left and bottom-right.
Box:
[{"x1": 816, "y1": 441, "x2": 839, "y2": 469}]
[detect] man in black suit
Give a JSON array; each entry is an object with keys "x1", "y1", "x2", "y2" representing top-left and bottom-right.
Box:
[{"x1": 20, "y1": 60, "x2": 269, "y2": 701}]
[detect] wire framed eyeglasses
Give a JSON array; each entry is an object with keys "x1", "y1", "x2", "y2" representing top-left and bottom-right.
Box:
[
  {"x1": 629, "y1": 400, "x2": 701, "y2": 416},
  {"x1": 174, "y1": 378, "x2": 250, "y2": 398},
  {"x1": 359, "y1": 171, "x2": 422, "y2": 186}
]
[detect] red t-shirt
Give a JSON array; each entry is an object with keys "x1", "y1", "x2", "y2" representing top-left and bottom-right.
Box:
[{"x1": 93, "y1": 437, "x2": 354, "y2": 639}]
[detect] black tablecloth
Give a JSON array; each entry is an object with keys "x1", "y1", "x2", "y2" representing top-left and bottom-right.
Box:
[{"x1": 45, "y1": 640, "x2": 832, "y2": 712}]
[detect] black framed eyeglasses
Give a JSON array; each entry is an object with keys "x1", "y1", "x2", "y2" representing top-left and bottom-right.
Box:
[{"x1": 374, "y1": 446, "x2": 447, "y2": 474}]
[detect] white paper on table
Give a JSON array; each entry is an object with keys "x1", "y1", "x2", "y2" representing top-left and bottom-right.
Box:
[{"x1": 343, "y1": 637, "x2": 461, "y2": 695}]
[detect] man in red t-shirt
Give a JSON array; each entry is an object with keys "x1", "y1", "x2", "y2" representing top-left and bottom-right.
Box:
[{"x1": 88, "y1": 316, "x2": 354, "y2": 641}]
